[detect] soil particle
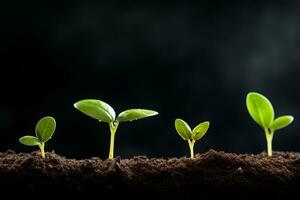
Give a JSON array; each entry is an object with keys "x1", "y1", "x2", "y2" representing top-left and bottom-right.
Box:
[{"x1": 0, "y1": 149, "x2": 300, "y2": 199}]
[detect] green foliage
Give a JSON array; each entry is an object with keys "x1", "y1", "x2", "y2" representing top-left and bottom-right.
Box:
[
  {"x1": 246, "y1": 92, "x2": 294, "y2": 156},
  {"x1": 175, "y1": 119, "x2": 209, "y2": 141},
  {"x1": 270, "y1": 115, "x2": 294, "y2": 131},
  {"x1": 35, "y1": 116, "x2": 56, "y2": 142},
  {"x1": 74, "y1": 99, "x2": 158, "y2": 159},
  {"x1": 74, "y1": 99, "x2": 158, "y2": 124},
  {"x1": 19, "y1": 136, "x2": 41, "y2": 146},
  {"x1": 246, "y1": 92, "x2": 274, "y2": 128},
  {"x1": 192, "y1": 122, "x2": 210, "y2": 141},
  {"x1": 74, "y1": 99, "x2": 115, "y2": 123},
  {"x1": 117, "y1": 109, "x2": 158, "y2": 122},
  {"x1": 175, "y1": 119, "x2": 192, "y2": 140},
  {"x1": 175, "y1": 118, "x2": 210, "y2": 158},
  {"x1": 19, "y1": 116, "x2": 56, "y2": 159}
]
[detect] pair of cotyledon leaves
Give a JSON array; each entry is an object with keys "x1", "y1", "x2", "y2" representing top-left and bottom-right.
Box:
[
  {"x1": 175, "y1": 119, "x2": 210, "y2": 141},
  {"x1": 19, "y1": 117, "x2": 56, "y2": 146},
  {"x1": 246, "y1": 92, "x2": 294, "y2": 131},
  {"x1": 73, "y1": 99, "x2": 158, "y2": 123}
]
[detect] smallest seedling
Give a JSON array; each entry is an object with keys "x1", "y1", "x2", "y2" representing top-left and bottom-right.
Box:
[
  {"x1": 19, "y1": 116, "x2": 56, "y2": 159},
  {"x1": 175, "y1": 119, "x2": 210, "y2": 159}
]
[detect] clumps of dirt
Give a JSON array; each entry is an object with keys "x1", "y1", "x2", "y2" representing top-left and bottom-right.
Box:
[{"x1": 0, "y1": 149, "x2": 300, "y2": 199}]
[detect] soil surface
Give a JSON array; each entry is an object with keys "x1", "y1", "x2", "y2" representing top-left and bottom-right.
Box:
[{"x1": 1, "y1": 149, "x2": 300, "y2": 199}]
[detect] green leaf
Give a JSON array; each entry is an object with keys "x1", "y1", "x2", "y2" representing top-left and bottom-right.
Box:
[
  {"x1": 117, "y1": 109, "x2": 158, "y2": 122},
  {"x1": 19, "y1": 136, "x2": 41, "y2": 146},
  {"x1": 74, "y1": 99, "x2": 116, "y2": 123},
  {"x1": 246, "y1": 92, "x2": 274, "y2": 128},
  {"x1": 175, "y1": 119, "x2": 192, "y2": 140},
  {"x1": 192, "y1": 121, "x2": 210, "y2": 141},
  {"x1": 35, "y1": 116, "x2": 56, "y2": 142},
  {"x1": 270, "y1": 115, "x2": 294, "y2": 131}
]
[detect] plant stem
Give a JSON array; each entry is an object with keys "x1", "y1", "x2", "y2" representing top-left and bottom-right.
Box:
[
  {"x1": 188, "y1": 139, "x2": 195, "y2": 159},
  {"x1": 39, "y1": 142, "x2": 45, "y2": 159},
  {"x1": 264, "y1": 128, "x2": 274, "y2": 157},
  {"x1": 108, "y1": 121, "x2": 119, "y2": 159}
]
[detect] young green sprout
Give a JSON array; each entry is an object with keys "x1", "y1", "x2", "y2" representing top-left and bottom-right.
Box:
[
  {"x1": 74, "y1": 99, "x2": 158, "y2": 159},
  {"x1": 246, "y1": 92, "x2": 294, "y2": 156},
  {"x1": 19, "y1": 116, "x2": 56, "y2": 159},
  {"x1": 175, "y1": 119, "x2": 210, "y2": 159}
]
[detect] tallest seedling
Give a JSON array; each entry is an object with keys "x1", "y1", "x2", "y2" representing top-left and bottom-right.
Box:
[
  {"x1": 74, "y1": 99, "x2": 158, "y2": 159},
  {"x1": 246, "y1": 92, "x2": 294, "y2": 156}
]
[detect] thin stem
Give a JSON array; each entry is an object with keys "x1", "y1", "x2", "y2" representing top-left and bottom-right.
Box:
[
  {"x1": 108, "y1": 121, "x2": 119, "y2": 160},
  {"x1": 39, "y1": 142, "x2": 45, "y2": 159},
  {"x1": 188, "y1": 139, "x2": 195, "y2": 159},
  {"x1": 264, "y1": 128, "x2": 274, "y2": 157}
]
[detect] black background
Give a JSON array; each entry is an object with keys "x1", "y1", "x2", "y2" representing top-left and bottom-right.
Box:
[{"x1": 0, "y1": 0, "x2": 299, "y2": 159}]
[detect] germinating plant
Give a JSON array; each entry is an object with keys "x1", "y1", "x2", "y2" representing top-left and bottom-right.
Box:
[
  {"x1": 19, "y1": 116, "x2": 56, "y2": 159},
  {"x1": 246, "y1": 92, "x2": 294, "y2": 156},
  {"x1": 175, "y1": 118, "x2": 210, "y2": 159},
  {"x1": 74, "y1": 99, "x2": 158, "y2": 159}
]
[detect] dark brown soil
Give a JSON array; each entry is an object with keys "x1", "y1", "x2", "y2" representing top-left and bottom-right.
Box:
[{"x1": 1, "y1": 149, "x2": 300, "y2": 199}]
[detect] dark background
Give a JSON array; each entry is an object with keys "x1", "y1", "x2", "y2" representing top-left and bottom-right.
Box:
[{"x1": 0, "y1": 0, "x2": 299, "y2": 159}]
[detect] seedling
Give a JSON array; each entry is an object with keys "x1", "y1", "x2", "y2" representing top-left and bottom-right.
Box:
[
  {"x1": 175, "y1": 118, "x2": 210, "y2": 159},
  {"x1": 19, "y1": 116, "x2": 56, "y2": 159},
  {"x1": 74, "y1": 99, "x2": 158, "y2": 159},
  {"x1": 246, "y1": 92, "x2": 294, "y2": 156}
]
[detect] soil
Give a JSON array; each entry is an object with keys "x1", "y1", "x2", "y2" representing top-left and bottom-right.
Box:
[{"x1": 1, "y1": 149, "x2": 300, "y2": 200}]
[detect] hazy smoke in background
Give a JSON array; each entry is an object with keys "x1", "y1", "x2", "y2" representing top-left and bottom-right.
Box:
[{"x1": 0, "y1": 1, "x2": 299, "y2": 158}]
